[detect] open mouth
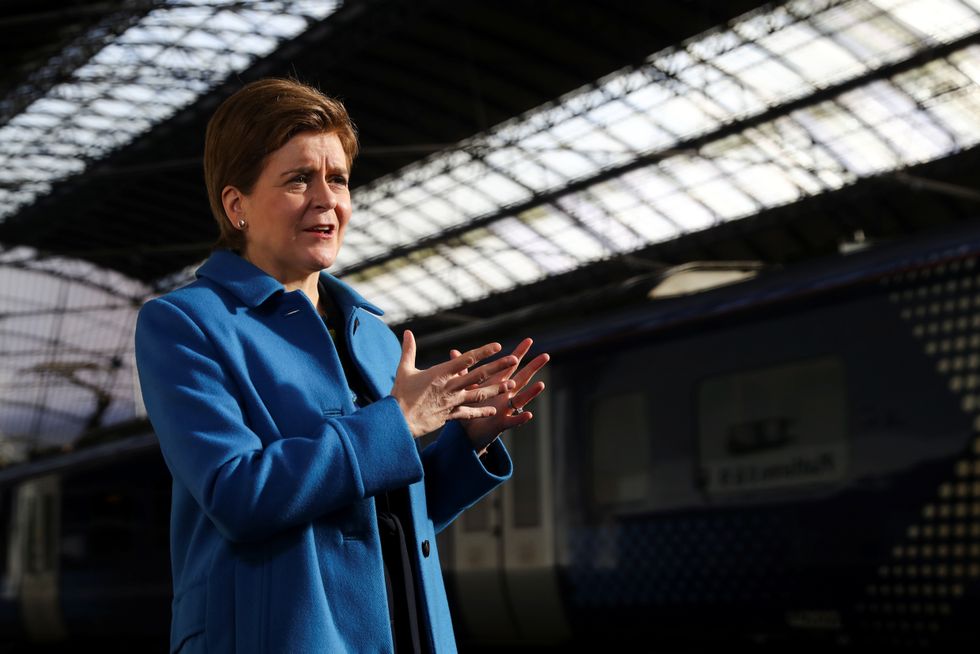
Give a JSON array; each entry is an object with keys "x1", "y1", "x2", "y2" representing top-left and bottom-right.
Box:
[{"x1": 305, "y1": 225, "x2": 336, "y2": 235}]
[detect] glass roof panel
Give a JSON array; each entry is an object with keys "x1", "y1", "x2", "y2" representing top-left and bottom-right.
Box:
[
  {"x1": 430, "y1": 256, "x2": 488, "y2": 302},
  {"x1": 791, "y1": 101, "x2": 896, "y2": 175},
  {"x1": 391, "y1": 183, "x2": 434, "y2": 210},
  {"x1": 473, "y1": 169, "x2": 532, "y2": 206},
  {"x1": 603, "y1": 113, "x2": 676, "y2": 154},
  {"x1": 385, "y1": 208, "x2": 434, "y2": 243},
  {"x1": 0, "y1": 0, "x2": 339, "y2": 222},
  {"x1": 882, "y1": 0, "x2": 980, "y2": 40},
  {"x1": 482, "y1": 246, "x2": 545, "y2": 286},
  {"x1": 418, "y1": 173, "x2": 457, "y2": 196},
  {"x1": 530, "y1": 146, "x2": 594, "y2": 182},
  {"x1": 410, "y1": 196, "x2": 459, "y2": 230},
  {"x1": 486, "y1": 145, "x2": 564, "y2": 193},
  {"x1": 738, "y1": 56, "x2": 812, "y2": 104},
  {"x1": 342, "y1": 30, "x2": 980, "y2": 321},
  {"x1": 617, "y1": 75, "x2": 674, "y2": 112},
  {"x1": 708, "y1": 135, "x2": 807, "y2": 208},
  {"x1": 484, "y1": 218, "x2": 550, "y2": 274},
  {"x1": 413, "y1": 274, "x2": 467, "y2": 310},
  {"x1": 437, "y1": 183, "x2": 499, "y2": 219},
  {"x1": 656, "y1": 191, "x2": 719, "y2": 231},
  {"x1": 377, "y1": 267, "x2": 438, "y2": 316},
  {"x1": 690, "y1": 177, "x2": 760, "y2": 221},
  {"x1": 956, "y1": 43, "x2": 980, "y2": 82},
  {"x1": 336, "y1": 233, "x2": 384, "y2": 263},
  {"x1": 338, "y1": 0, "x2": 980, "y2": 283},
  {"x1": 656, "y1": 95, "x2": 722, "y2": 139},
  {"x1": 415, "y1": 258, "x2": 472, "y2": 303},
  {"x1": 923, "y1": 86, "x2": 980, "y2": 143},
  {"x1": 586, "y1": 98, "x2": 639, "y2": 132},
  {"x1": 607, "y1": 201, "x2": 682, "y2": 245},
  {"x1": 781, "y1": 37, "x2": 862, "y2": 87},
  {"x1": 449, "y1": 244, "x2": 514, "y2": 294},
  {"x1": 0, "y1": 248, "x2": 150, "y2": 456},
  {"x1": 557, "y1": 192, "x2": 643, "y2": 253},
  {"x1": 15, "y1": 113, "x2": 59, "y2": 129},
  {"x1": 369, "y1": 196, "x2": 406, "y2": 220},
  {"x1": 824, "y1": 7, "x2": 918, "y2": 66},
  {"x1": 523, "y1": 210, "x2": 607, "y2": 262}
]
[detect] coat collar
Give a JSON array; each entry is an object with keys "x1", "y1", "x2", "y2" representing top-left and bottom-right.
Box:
[{"x1": 197, "y1": 249, "x2": 384, "y2": 316}]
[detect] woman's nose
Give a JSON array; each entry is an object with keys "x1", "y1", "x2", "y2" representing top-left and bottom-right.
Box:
[{"x1": 311, "y1": 177, "x2": 338, "y2": 210}]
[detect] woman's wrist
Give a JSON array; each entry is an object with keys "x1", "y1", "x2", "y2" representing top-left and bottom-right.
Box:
[{"x1": 466, "y1": 425, "x2": 499, "y2": 457}]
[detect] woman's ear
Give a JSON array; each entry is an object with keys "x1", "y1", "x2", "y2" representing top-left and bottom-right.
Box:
[{"x1": 221, "y1": 185, "x2": 246, "y2": 229}]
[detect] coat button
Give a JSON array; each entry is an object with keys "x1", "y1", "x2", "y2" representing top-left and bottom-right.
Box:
[{"x1": 421, "y1": 539, "x2": 430, "y2": 558}]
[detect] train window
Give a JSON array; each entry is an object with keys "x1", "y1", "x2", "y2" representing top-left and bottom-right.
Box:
[
  {"x1": 0, "y1": 490, "x2": 9, "y2": 577},
  {"x1": 589, "y1": 391, "x2": 650, "y2": 508},
  {"x1": 697, "y1": 355, "x2": 847, "y2": 495},
  {"x1": 510, "y1": 422, "x2": 540, "y2": 528},
  {"x1": 42, "y1": 493, "x2": 57, "y2": 572},
  {"x1": 25, "y1": 497, "x2": 38, "y2": 573},
  {"x1": 24, "y1": 491, "x2": 59, "y2": 575}
]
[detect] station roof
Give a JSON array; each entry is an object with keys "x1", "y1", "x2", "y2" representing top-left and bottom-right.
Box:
[{"x1": 2, "y1": 0, "x2": 980, "y2": 457}]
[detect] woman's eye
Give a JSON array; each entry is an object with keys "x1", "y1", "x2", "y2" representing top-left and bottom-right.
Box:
[
  {"x1": 291, "y1": 174, "x2": 309, "y2": 185},
  {"x1": 331, "y1": 175, "x2": 349, "y2": 187}
]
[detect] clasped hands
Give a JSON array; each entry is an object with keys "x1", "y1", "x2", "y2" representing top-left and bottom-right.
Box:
[{"x1": 391, "y1": 331, "x2": 549, "y2": 452}]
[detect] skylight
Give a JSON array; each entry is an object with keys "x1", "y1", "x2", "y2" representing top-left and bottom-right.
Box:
[
  {"x1": 0, "y1": 246, "x2": 151, "y2": 457},
  {"x1": 0, "y1": 0, "x2": 338, "y2": 220},
  {"x1": 337, "y1": 0, "x2": 980, "y2": 322}
]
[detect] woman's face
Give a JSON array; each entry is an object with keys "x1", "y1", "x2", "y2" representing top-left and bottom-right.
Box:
[{"x1": 227, "y1": 131, "x2": 352, "y2": 284}]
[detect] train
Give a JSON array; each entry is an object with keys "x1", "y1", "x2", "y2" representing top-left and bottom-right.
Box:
[{"x1": 2, "y1": 219, "x2": 980, "y2": 651}]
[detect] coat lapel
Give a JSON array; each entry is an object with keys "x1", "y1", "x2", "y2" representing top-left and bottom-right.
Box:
[{"x1": 319, "y1": 272, "x2": 400, "y2": 402}]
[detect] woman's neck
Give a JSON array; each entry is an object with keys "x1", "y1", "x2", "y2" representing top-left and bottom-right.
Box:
[{"x1": 286, "y1": 276, "x2": 321, "y2": 309}]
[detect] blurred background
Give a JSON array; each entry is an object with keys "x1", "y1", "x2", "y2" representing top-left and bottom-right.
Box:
[{"x1": 2, "y1": 0, "x2": 980, "y2": 650}]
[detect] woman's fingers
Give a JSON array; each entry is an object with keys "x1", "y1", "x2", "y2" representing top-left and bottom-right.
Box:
[
  {"x1": 481, "y1": 341, "x2": 546, "y2": 392},
  {"x1": 448, "y1": 349, "x2": 472, "y2": 383},
  {"x1": 447, "y1": 405, "x2": 498, "y2": 421},
  {"x1": 448, "y1": 338, "x2": 533, "y2": 383},
  {"x1": 485, "y1": 338, "x2": 532, "y2": 385},
  {"x1": 511, "y1": 352, "x2": 550, "y2": 390},
  {"x1": 446, "y1": 355, "x2": 518, "y2": 392},
  {"x1": 510, "y1": 380, "x2": 545, "y2": 411},
  {"x1": 510, "y1": 338, "x2": 533, "y2": 363},
  {"x1": 504, "y1": 409, "x2": 534, "y2": 428},
  {"x1": 456, "y1": 380, "x2": 514, "y2": 406},
  {"x1": 440, "y1": 342, "x2": 502, "y2": 376}
]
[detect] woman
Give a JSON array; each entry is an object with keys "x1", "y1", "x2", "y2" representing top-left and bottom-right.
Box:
[{"x1": 135, "y1": 78, "x2": 548, "y2": 654}]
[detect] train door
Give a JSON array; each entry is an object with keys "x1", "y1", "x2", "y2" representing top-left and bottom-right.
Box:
[
  {"x1": 451, "y1": 368, "x2": 570, "y2": 644},
  {"x1": 499, "y1": 368, "x2": 569, "y2": 642},
  {"x1": 8, "y1": 475, "x2": 66, "y2": 641}
]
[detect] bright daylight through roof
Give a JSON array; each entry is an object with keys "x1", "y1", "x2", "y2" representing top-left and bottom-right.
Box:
[{"x1": 1, "y1": 0, "x2": 980, "y2": 456}]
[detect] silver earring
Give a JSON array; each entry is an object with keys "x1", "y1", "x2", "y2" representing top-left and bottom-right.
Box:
[{"x1": 238, "y1": 218, "x2": 247, "y2": 230}]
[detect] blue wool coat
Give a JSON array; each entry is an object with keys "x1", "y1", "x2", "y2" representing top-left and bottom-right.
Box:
[{"x1": 135, "y1": 250, "x2": 512, "y2": 653}]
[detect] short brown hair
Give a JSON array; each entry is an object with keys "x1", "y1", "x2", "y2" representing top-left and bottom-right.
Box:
[{"x1": 203, "y1": 78, "x2": 359, "y2": 251}]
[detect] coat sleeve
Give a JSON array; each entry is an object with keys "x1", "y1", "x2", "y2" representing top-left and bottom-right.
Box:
[
  {"x1": 135, "y1": 297, "x2": 424, "y2": 544},
  {"x1": 420, "y1": 421, "x2": 512, "y2": 533}
]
